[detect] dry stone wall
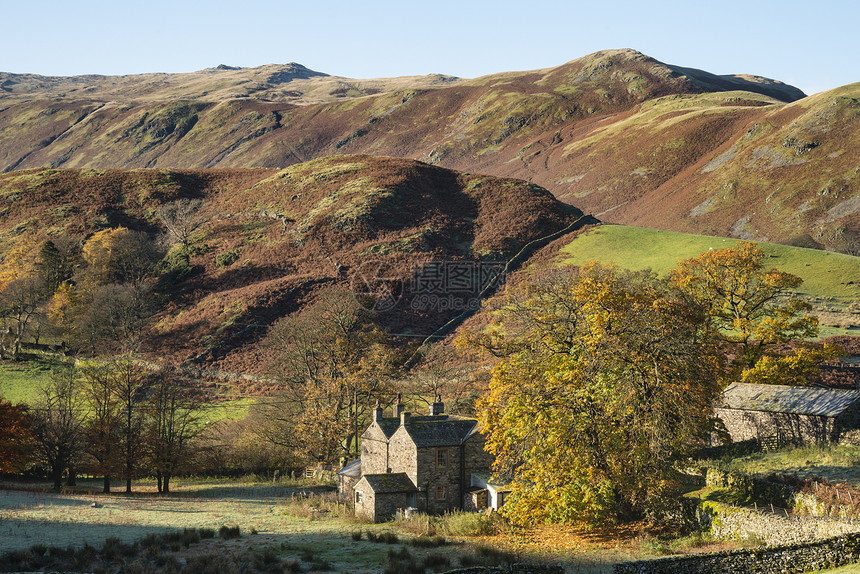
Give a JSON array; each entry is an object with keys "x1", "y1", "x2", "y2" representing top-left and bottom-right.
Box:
[{"x1": 614, "y1": 533, "x2": 860, "y2": 574}]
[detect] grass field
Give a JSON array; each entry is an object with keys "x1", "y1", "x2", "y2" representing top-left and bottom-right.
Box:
[
  {"x1": 0, "y1": 359, "x2": 54, "y2": 404},
  {"x1": 558, "y1": 225, "x2": 860, "y2": 337},
  {"x1": 0, "y1": 356, "x2": 253, "y2": 424},
  {"x1": 0, "y1": 478, "x2": 638, "y2": 573}
]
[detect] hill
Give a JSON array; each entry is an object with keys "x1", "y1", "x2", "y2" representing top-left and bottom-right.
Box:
[
  {"x1": 0, "y1": 156, "x2": 581, "y2": 373},
  {"x1": 5, "y1": 49, "x2": 857, "y2": 253},
  {"x1": 558, "y1": 225, "x2": 860, "y2": 326}
]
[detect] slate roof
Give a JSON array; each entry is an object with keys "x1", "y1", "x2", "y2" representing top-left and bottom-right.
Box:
[
  {"x1": 719, "y1": 383, "x2": 860, "y2": 417},
  {"x1": 337, "y1": 459, "x2": 361, "y2": 478},
  {"x1": 362, "y1": 418, "x2": 400, "y2": 440},
  {"x1": 402, "y1": 416, "x2": 479, "y2": 447},
  {"x1": 361, "y1": 473, "x2": 416, "y2": 493}
]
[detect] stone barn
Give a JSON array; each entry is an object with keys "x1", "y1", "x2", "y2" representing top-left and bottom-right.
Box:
[
  {"x1": 344, "y1": 398, "x2": 499, "y2": 522},
  {"x1": 716, "y1": 382, "x2": 860, "y2": 446}
]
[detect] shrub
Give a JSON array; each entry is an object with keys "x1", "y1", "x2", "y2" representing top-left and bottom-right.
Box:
[
  {"x1": 351, "y1": 530, "x2": 363, "y2": 541},
  {"x1": 410, "y1": 535, "x2": 447, "y2": 548},
  {"x1": 474, "y1": 544, "x2": 517, "y2": 566},
  {"x1": 218, "y1": 525, "x2": 241, "y2": 539},
  {"x1": 422, "y1": 552, "x2": 451, "y2": 571},
  {"x1": 215, "y1": 249, "x2": 240, "y2": 268}
]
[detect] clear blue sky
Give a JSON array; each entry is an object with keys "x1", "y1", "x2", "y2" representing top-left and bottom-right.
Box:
[{"x1": 2, "y1": 0, "x2": 857, "y2": 96}]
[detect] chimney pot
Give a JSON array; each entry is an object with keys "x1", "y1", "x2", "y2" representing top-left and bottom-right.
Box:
[{"x1": 400, "y1": 411, "x2": 411, "y2": 426}]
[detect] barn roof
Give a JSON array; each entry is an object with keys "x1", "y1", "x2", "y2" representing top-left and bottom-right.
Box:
[
  {"x1": 719, "y1": 383, "x2": 860, "y2": 417},
  {"x1": 360, "y1": 473, "x2": 416, "y2": 493},
  {"x1": 402, "y1": 416, "x2": 479, "y2": 447}
]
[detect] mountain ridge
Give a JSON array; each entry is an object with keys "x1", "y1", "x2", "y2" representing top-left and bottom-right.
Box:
[{"x1": 1, "y1": 49, "x2": 856, "y2": 254}]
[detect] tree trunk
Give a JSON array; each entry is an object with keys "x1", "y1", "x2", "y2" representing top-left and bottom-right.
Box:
[
  {"x1": 103, "y1": 474, "x2": 111, "y2": 494},
  {"x1": 52, "y1": 466, "x2": 63, "y2": 491},
  {"x1": 66, "y1": 467, "x2": 76, "y2": 486},
  {"x1": 163, "y1": 474, "x2": 170, "y2": 494},
  {"x1": 156, "y1": 472, "x2": 162, "y2": 493}
]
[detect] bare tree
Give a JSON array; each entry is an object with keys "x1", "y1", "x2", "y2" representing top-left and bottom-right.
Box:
[
  {"x1": 106, "y1": 357, "x2": 148, "y2": 493},
  {"x1": 0, "y1": 276, "x2": 46, "y2": 360},
  {"x1": 30, "y1": 366, "x2": 86, "y2": 490},
  {"x1": 145, "y1": 374, "x2": 206, "y2": 493},
  {"x1": 156, "y1": 199, "x2": 206, "y2": 248},
  {"x1": 81, "y1": 363, "x2": 123, "y2": 493}
]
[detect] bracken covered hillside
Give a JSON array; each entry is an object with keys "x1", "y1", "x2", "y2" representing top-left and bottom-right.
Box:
[
  {"x1": 0, "y1": 156, "x2": 581, "y2": 373},
  {"x1": 4, "y1": 49, "x2": 855, "y2": 252}
]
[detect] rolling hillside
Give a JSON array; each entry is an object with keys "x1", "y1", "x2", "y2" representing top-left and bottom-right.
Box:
[
  {"x1": 4, "y1": 49, "x2": 856, "y2": 253},
  {"x1": 0, "y1": 156, "x2": 581, "y2": 373}
]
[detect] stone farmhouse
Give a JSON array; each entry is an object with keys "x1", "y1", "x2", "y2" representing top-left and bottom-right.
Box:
[
  {"x1": 338, "y1": 398, "x2": 502, "y2": 522},
  {"x1": 716, "y1": 382, "x2": 860, "y2": 447}
]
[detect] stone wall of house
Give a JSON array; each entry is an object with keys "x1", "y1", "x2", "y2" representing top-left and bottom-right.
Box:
[
  {"x1": 372, "y1": 491, "x2": 411, "y2": 522},
  {"x1": 361, "y1": 425, "x2": 390, "y2": 474},
  {"x1": 355, "y1": 484, "x2": 375, "y2": 522},
  {"x1": 463, "y1": 434, "x2": 495, "y2": 476},
  {"x1": 716, "y1": 408, "x2": 836, "y2": 444},
  {"x1": 614, "y1": 533, "x2": 860, "y2": 574},
  {"x1": 416, "y1": 445, "x2": 462, "y2": 514},
  {"x1": 388, "y1": 427, "x2": 418, "y2": 485}
]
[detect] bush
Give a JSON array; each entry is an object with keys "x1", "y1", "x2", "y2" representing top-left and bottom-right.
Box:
[
  {"x1": 218, "y1": 525, "x2": 241, "y2": 539},
  {"x1": 410, "y1": 535, "x2": 447, "y2": 548},
  {"x1": 351, "y1": 530, "x2": 362, "y2": 541},
  {"x1": 215, "y1": 249, "x2": 240, "y2": 268}
]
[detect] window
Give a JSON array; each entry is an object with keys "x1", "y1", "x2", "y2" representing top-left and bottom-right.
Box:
[
  {"x1": 355, "y1": 490, "x2": 363, "y2": 504},
  {"x1": 436, "y1": 448, "x2": 449, "y2": 469},
  {"x1": 436, "y1": 485, "x2": 448, "y2": 501}
]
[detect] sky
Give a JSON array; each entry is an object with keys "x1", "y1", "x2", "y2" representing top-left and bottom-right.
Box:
[{"x1": 1, "y1": 0, "x2": 857, "y2": 96}]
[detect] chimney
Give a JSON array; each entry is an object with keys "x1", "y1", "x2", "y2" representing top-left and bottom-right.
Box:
[
  {"x1": 400, "y1": 411, "x2": 411, "y2": 426},
  {"x1": 373, "y1": 402, "x2": 383, "y2": 423},
  {"x1": 393, "y1": 392, "x2": 404, "y2": 418},
  {"x1": 429, "y1": 394, "x2": 444, "y2": 416}
]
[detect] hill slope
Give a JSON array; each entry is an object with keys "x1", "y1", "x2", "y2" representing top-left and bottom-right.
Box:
[
  {"x1": 0, "y1": 156, "x2": 581, "y2": 373},
  {"x1": 6, "y1": 49, "x2": 856, "y2": 252}
]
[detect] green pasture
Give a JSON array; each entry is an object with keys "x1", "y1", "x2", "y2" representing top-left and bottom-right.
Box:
[
  {"x1": 558, "y1": 225, "x2": 860, "y2": 336},
  {"x1": 0, "y1": 360, "x2": 54, "y2": 404},
  {"x1": 0, "y1": 358, "x2": 252, "y2": 424}
]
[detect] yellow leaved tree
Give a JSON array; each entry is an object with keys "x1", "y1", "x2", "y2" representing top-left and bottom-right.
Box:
[{"x1": 472, "y1": 263, "x2": 725, "y2": 526}]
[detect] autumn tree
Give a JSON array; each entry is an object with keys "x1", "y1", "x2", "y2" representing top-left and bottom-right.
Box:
[
  {"x1": 79, "y1": 227, "x2": 162, "y2": 288},
  {"x1": 472, "y1": 263, "x2": 724, "y2": 525},
  {"x1": 0, "y1": 398, "x2": 33, "y2": 473},
  {"x1": 30, "y1": 366, "x2": 86, "y2": 490},
  {"x1": 265, "y1": 288, "x2": 400, "y2": 464},
  {"x1": 669, "y1": 241, "x2": 817, "y2": 371},
  {"x1": 741, "y1": 342, "x2": 845, "y2": 386}
]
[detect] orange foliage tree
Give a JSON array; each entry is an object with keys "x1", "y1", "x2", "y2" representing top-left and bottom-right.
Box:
[
  {"x1": 669, "y1": 241, "x2": 819, "y2": 373},
  {"x1": 472, "y1": 263, "x2": 724, "y2": 525},
  {"x1": 0, "y1": 399, "x2": 33, "y2": 473}
]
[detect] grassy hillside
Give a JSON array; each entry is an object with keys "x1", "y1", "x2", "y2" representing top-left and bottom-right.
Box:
[
  {"x1": 0, "y1": 157, "x2": 580, "y2": 374},
  {"x1": 6, "y1": 49, "x2": 855, "y2": 254},
  {"x1": 558, "y1": 225, "x2": 860, "y2": 336}
]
